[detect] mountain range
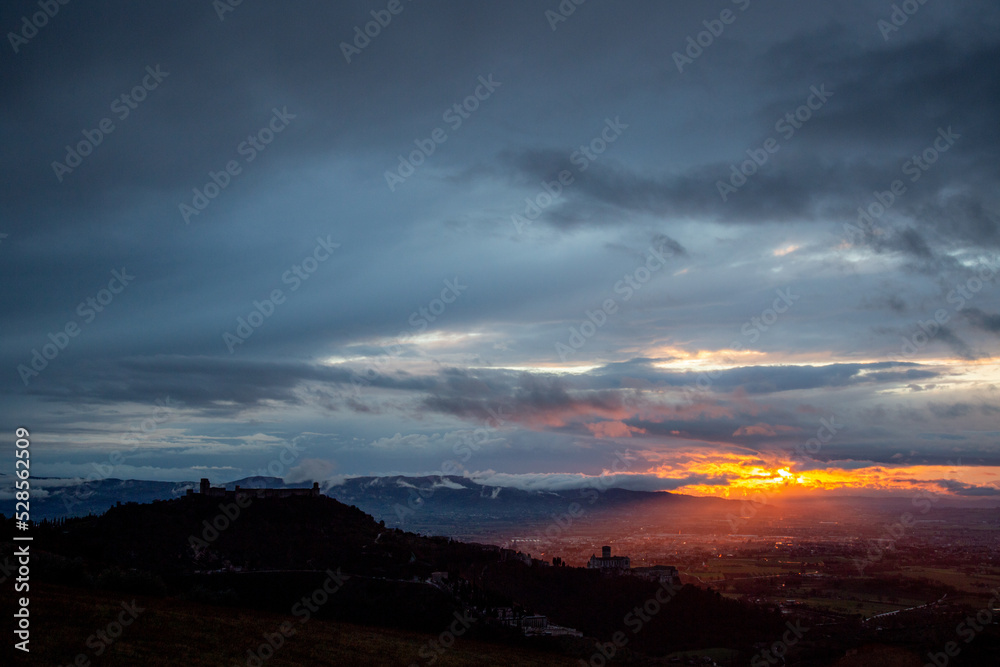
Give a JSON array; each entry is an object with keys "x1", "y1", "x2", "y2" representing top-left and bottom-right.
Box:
[{"x1": 1, "y1": 473, "x2": 737, "y2": 533}]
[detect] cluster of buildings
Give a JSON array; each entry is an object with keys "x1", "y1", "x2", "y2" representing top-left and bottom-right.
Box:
[
  {"x1": 188, "y1": 478, "x2": 321, "y2": 499},
  {"x1": 489, "y1": 608, "x2": 582, "y2": 637},
  {"x1": 588, "y1": 545, "x2": 682, "y2": 585},
  {"x1": 587, "y1": 545, "x2": 631, "y2": 572}
]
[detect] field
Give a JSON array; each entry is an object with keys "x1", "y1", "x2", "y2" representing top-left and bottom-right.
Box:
[
  {"x1": 899, "y1": 566, "x2": 1000, "y2": 595},
  {"x1": 677, "y1": 557, "x2": 1000, "y2": 620}
]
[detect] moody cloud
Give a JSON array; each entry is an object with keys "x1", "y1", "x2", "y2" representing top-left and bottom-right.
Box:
[{"x1": 2, "y1": 0, "x2": 998, "y2": 498}]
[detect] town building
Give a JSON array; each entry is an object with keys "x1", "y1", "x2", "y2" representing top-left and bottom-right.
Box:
[
  {"x1": 188, "y1": 478, "x2": 320, "y2": 499},
  {"x1": 521, "y1": 615, "x2": 548, "y2": 634},
  {"x1": 490, "y1": 608, "x2": 553, "y2": 635},
  {"x1": 587, "y1": 545, "x2": 631, "y2": 572},
  {"x1": 632, "y1": 565, "x2": 682, "y2": 586}
]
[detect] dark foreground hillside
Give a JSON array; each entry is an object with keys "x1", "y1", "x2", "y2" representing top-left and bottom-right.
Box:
[
  {"x1": 6, "y1": 494, "x2": 787, "y2": 663},
  {"x1": 15, "y1": 583, "x2": 582, "y2": 666}
]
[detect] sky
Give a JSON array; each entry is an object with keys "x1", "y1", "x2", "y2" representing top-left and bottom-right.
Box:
[{"x1": 2, "y1": 0, "x2": 999, "y2": 501}]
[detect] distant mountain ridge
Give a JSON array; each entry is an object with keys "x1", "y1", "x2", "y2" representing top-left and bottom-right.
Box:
[
  {"x1": 325, "y1": 474, "x2": 735, "y2": 533},
  {"x1": 0, "y1": 473, "x2": 733, "y2": 526}
]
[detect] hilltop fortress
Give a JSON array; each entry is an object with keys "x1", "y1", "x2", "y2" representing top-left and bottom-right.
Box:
[{"x1": 187, "y1": 478, "x2": 321, "y2": 499}]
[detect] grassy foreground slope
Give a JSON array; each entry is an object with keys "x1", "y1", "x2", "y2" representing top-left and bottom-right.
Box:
[{"x1": 20, "y1": 583, "x2": 580, "y2": 667}]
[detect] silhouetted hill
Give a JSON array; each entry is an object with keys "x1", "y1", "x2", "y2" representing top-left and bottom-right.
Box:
[
  {"x1": 18, "y1": 492, "x2": 786, "y2": 657},
  {"x1": 35, "y1": 493, "x2": 484, "y2": 577},
  {"x1": 27, "y1": 494, "x2": 495, "y2": 633}
]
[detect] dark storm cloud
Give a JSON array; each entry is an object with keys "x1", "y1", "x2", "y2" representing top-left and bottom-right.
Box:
[
  {"x1": 929, "y1": 479, "x2": 1000, "y2": 496},
  {"x1": 482, "y1": 28, "x2": 1000, "y2": 266},
  {"x1": 933, "y1": 326, "x2": 979, "y2": 360},
  {"x1": 1, "y1": 2, "x2": 531, "y2": 214},
  {"x1": 927, "y1": 401, "x2": 976, "y2": 420},
  {"x1": 884, "y1": 227, "x2": 934, "y2": 260},
  {"x1": 964, "y1": 307, "x2": 1000, "y2": 334},
  {"x1": 21, "y1": 355, "x2": 434, "y2": 416},
  {"x1": 860, "y1": 293, "x2": 908, "y2": 313},
  {"x1": 21, "y1": 356, "x2": 331, "y2": 413},
  {"x1": 807, "y1": 446, "x2": 1000, "y2": 468},
  {"x1": 420, "y1": 362, "x2": 943, "y2": 414},
  {"x1": 421, "y1": 371, "x2": 631, "y2": 428},
  {"x1": 22, "y1": 355, "x2": 937, "y2": 432}
]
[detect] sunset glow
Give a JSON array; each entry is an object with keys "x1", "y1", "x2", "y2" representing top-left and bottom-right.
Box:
[{"x1": 642, "y1": 455, "x2": 1000, "y2": 499}]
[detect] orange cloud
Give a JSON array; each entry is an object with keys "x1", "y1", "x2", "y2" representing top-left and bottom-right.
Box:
[
  {"x1": 732, "y1": 422, "x2": 800, "y2": 437},
  {"x1": 513, "y1": 401, "x2": 632, "y2": 429},
  {"x1": 585, "y1": 421, "x2": 647, "y2": 438},
  {"x1": 631, "y1": 449, "x2": 1000, "y2": 499}
]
